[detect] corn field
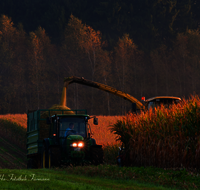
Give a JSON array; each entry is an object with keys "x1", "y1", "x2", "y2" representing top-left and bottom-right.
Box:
[{"x1": 111, "y1": 95, "x2": 200, "y2": 169}]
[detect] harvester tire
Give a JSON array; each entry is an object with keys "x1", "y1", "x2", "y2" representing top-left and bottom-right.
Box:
[{"x1": 90, "y1": 147, "x2": 104, "y2": 165}]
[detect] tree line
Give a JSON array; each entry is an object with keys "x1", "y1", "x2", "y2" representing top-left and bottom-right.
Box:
[
  {"x1": 0, "y1": 0, "x2": 199, "y2": 51},
  {"x1": 0, "y1": 14, "x2": 200, "y2": 115}
]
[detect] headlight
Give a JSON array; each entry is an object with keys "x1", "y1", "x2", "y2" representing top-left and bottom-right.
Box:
[
  {"x1": 71, "y1": 143, "x2": 77, "y2": 147},
  {"x1": 78, "y1": 142, "x2": 84, "y2": 147},
  {"x1": 70, "y1": 142, "x2": 84, "y2": 148}
]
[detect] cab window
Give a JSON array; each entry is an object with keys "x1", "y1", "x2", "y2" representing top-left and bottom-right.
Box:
[{"x1": 59, "y1": 117, "x2": 86, "y2": 138}]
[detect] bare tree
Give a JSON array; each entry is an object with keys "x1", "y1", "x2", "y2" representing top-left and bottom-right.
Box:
[{"x1": 114, "y1": 34, "x2": 138, "y2": 114}]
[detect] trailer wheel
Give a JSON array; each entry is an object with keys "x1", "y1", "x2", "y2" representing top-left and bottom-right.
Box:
[{"x1": 90, "y1": 147, "x2": 104, "y2": 165}]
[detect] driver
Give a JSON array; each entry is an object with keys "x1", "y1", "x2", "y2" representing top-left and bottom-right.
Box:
[{"x1": 64, "y1": 123, "x2": 76, "y2": 137}]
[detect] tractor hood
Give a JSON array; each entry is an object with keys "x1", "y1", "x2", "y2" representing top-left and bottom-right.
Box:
[{"x1": 67, "y1": 135, "x2": 84, "y2": 141}]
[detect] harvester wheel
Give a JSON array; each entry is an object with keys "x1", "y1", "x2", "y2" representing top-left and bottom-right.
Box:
[{"x1": 90, "y1": 147, "x2": 104, "y2": 165}]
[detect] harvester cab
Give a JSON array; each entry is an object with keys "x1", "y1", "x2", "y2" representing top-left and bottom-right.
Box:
[{"x1": 143, "y1": 96, "x2": 181, "y2": 110}]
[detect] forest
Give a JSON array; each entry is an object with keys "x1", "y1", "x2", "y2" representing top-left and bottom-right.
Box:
[{"x1": 0, "y1": 0, "x2": 200, "y2": 115}]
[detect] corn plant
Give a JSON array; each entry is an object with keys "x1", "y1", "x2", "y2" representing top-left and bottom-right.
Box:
[{"x1": 111, "y1": 95, "x2": 200, "y2": 169}]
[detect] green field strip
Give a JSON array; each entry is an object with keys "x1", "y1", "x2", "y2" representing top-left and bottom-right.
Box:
[
  {"x1": 0, "y1": 166, "x2": 198, "y2": 189},
  {"x1": 0, "y1": 169, "x2": 175, "y2": 190}
]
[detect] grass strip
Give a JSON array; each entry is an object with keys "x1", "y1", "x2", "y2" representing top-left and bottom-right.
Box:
[
  {"x1": 56, "y1": 165, "x2": 200, "y2": 190},
  {"x1": 0, "y1": 169, "x2": 175, "y2": 190}
]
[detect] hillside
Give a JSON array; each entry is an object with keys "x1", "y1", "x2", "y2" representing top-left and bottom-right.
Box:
[
  {"x1": 0, "y1": 134, "x2": 26, "y2": 169},
  {"x1": 0, "y1": 114, "x2": 27, "y2": 169}
]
